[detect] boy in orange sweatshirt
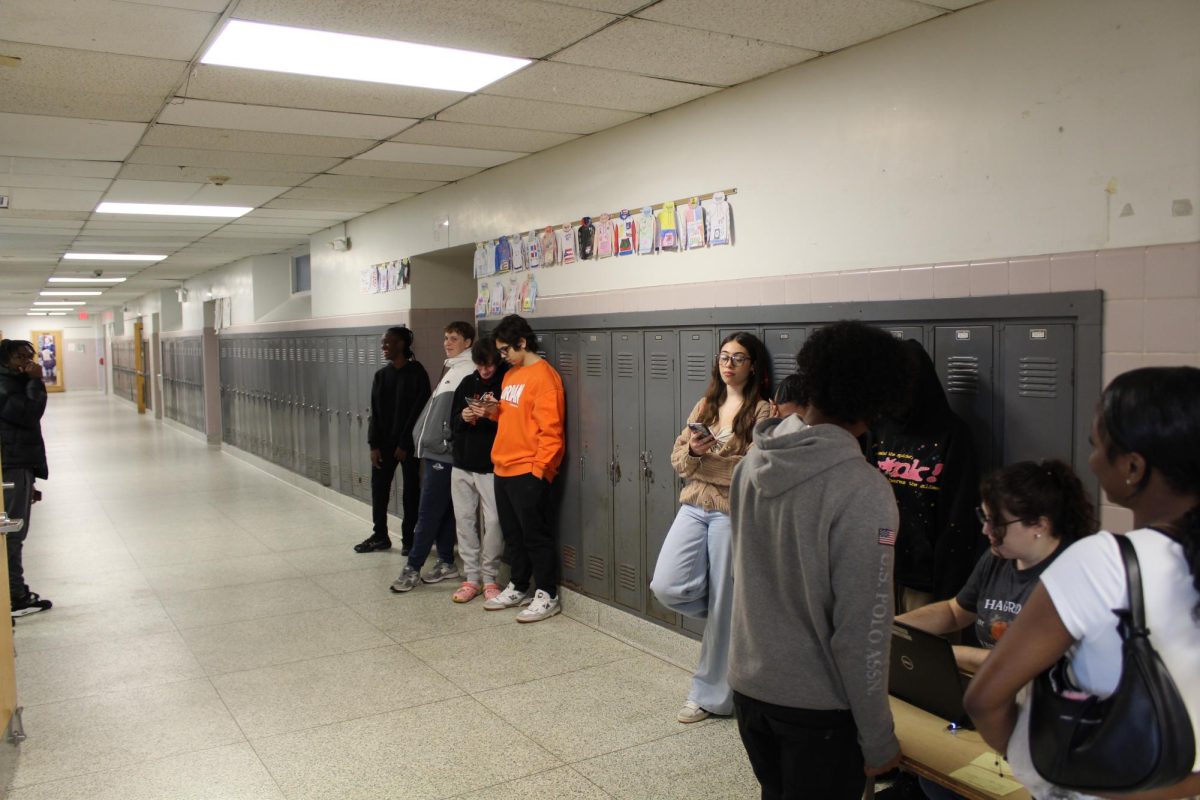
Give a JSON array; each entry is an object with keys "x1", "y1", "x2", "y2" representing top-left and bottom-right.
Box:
[{"x1": 480, "y1": 315, "x2": 566, "y2": 622}]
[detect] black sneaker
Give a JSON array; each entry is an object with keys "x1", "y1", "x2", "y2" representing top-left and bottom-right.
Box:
[
  {"x1": 353, "y1": 536, "x2": 392, "y2": 553},
  {"x1": 400, "y1": 545, "x2": 411, "y2": 557},
  {"x1": 11, "y1": 592, "x2": 52, "y2": 618}
]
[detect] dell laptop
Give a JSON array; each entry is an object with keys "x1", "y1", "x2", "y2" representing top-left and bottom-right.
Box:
[{"x1": 889, "y1": 621, "x2": 974, "y2": 729}]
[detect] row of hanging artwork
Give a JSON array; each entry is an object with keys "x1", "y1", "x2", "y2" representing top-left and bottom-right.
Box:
[{"x1": 360, "y1": 258, "x2": 411, "y2": 294}]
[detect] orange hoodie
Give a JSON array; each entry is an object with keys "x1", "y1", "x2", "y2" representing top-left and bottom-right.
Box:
[{"x1": 491, "y1": 357, "x2": 565, "y2": 481}]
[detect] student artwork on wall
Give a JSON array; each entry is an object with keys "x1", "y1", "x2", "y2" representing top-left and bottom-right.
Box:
[
  {"x1": 32, "y1": 329, "x2": 64, "y2": 393},
  {"x1": 363, "y1": 259, "x2": 410, "y2": 294}
]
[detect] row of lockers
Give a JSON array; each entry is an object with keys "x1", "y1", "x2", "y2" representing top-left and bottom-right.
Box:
[
  {"x1": 207, "y1": 315, "x2": 1080, "y2": 634},
  {"x1": 161, "y1": 337, "x2": 205, "y2": 433},
  {"x1": 111, "y1": 337, "x2": 150, "y2": 409}
]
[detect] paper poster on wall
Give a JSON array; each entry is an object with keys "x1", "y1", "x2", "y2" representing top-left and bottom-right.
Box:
[
  {"x1": 360, "y1": 268, "x2": 372, "y2": 294},
  {"x1": 401, "y1": 258, "x2": 411, "y2": 288},
  {"x1": 376, "y1": 264, "x2": 389, "y2": 292},
  {"x1": 31, "y1": 329, "x2": 65, "y2": 393},
  {"x1": 387, "y1": 261, "x2": 401, "y2": 291}
]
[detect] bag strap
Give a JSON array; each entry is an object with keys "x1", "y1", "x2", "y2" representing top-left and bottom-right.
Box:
[{"x1": 1113, "y1": 534, "x2": 1149, "y2": 637}]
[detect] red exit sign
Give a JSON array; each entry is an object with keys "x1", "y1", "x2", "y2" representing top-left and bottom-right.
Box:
[{"x1": 78, "y1": 311, "x2": 89, "y2": 320}]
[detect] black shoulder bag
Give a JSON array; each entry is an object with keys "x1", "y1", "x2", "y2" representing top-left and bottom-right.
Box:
[{"x1": 1029, "y1": 533, "x2": 1196, "y2": 792}]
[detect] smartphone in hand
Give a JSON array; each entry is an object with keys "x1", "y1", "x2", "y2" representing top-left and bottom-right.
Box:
[{"x1": 687, "y1": 422, "x2": 715, "y2": 439}]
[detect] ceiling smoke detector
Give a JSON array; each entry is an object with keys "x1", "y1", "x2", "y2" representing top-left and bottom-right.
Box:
[{"x1": 208, "y1": 175, "x2": 231, "y2": 186}]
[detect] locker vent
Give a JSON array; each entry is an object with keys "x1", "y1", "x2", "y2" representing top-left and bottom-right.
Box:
[
  {"x1": 585, "y1": 352, "x2": 605, "y2": 377},
  {"x1": 336, "y1": 348, "x2": 345, "y2": 364},
  {"x1": 617, "y1": 562, "x2": 638, "y2": 592},
  {"x1": 945, "y1": 356, "x2": 980, "y2": 395},
  {"x1": 649, "y1": 352, "x2": 671, "y2": 380},
  {"x1": 686, "y1": 353, "x2": 710, "y2": 381},
  {"x1": 772, "y1": 354, "x2": 795, "y2": 378},
  {"x1": 587, "y1": 555, "x2": 607, "y2": 581},
  {"x1": 616, "y1": 352, "x2": 635, "y2": 378},
  {"x1": 562, "y1": 544, "x2": 578, "y2": 570},
  {"x1": 1017, "y1": 357, "x2": 1059, "y2": 398},
  {"x1": 558, "y1": 351, "x2": 577, "y2": 376},
  {"x1": 358, "y1": 348, "x2": 366, "y2": 365}
]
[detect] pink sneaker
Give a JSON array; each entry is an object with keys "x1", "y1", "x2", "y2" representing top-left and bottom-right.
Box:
[
  {"x1": 482, "y1": 582, "x2": 502, "y2": 602},
  {"x1": 452, "y1": 582, "x2": 481, "y2": 603}
]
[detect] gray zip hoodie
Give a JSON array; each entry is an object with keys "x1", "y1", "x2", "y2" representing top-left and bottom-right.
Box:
[
  {"x1": 728, "y1": 414, "x2": 900, "y2": 768},
  {"x1": 413, "y1": 350, "x2": 475, "y2": 463}
]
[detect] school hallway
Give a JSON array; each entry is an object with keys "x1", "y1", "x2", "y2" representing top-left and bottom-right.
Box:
[{"x1": 0, "y1": 391, "x2": 759, "y2": 799}]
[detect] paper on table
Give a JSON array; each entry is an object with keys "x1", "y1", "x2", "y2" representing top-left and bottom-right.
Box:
[
  {"x1": 948, "y1": 765, "x2": 1025, "y2": 796},
  {"x1": 970, "y1": 752, "x2": 1015, "y2": 775}
]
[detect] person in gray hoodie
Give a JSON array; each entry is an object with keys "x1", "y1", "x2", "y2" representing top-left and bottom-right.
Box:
[
  {"x1": 728, "y1": 320, "x2": 912, "y2": 800},
  {"x1": 391, "y1": 322, "x2": 478, "y2": 593}
]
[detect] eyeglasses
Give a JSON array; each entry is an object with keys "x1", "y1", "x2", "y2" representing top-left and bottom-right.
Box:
[
  {"x1": 497, "y1": 345, "x2": 511, "y2": 356},
  {"x1": 975, "y1": 506, "x2": 1028, "y2": 531},
  {"x1": 716, "y1": 353, "x2": 751, "y2": 367}
]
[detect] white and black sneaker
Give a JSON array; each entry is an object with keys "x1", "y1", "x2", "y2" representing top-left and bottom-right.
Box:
[
  {"x1": 516, "y1": 590, "x2": 560, "y2": 623},
  {"x1": 11, "y1": 591, "x2": 52, "y2": 618},
  {"x1": 482, "y1": 582, "x2": 529, "y2": 611}
]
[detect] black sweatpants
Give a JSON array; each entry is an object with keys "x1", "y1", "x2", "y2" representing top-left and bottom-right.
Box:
[
  {"x1": 494, "y1": 473, "x2": 558, "y2": 598},
  {"x1": 3, "y1": 468, "x2": 34, "y2": 602},
  {"x1": 371, "y1": 451, "x2": 420, "y2": 549},
  {"x1": 733, "y1": 691, "x2": 865, "y2": 800}
]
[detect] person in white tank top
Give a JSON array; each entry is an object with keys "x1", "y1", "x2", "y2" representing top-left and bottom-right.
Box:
[{"x1": 964, "y1": 366, "x2": 1200, "y2": 800}]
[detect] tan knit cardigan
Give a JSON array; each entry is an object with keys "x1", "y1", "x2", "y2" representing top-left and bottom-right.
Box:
[{"x1": 670, "y1": 397, "x2": 770, "y2": 515}]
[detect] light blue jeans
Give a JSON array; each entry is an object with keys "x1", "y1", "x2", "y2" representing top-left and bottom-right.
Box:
[{"x1": 650, "y1": 504, "x2": 734, "y2": 715}]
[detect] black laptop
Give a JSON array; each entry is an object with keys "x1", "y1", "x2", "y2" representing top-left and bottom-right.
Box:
[{"x1": 888, "y1": 621, "x2": 974, "y2": 729}]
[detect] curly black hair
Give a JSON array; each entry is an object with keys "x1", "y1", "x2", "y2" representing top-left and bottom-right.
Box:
[
  {"x1": 0, "y1": 339, "x2": 36, "y2": 367},
  {"x1": 794, "y1": 321, "x2": 911, "y2": 424},
  {"x1": 492, "y1": 314, "x2": 539, "y2": 353},
  {"x1": 980, "y1": 459, "x2": 1096, "y2": 546}
]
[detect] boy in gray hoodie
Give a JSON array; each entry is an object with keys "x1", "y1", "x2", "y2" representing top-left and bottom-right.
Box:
[{"x1": 728, "y1": 321, "x2": 912, "y2": 800}]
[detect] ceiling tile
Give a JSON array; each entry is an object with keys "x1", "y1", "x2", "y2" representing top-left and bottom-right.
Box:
[
  {"x1": 242, "y1": 208, "x2": 358, "y2": 221},
  {"x1": 635, "y1": 0, "x2": 941, "y2": 52},
  {"x1": 0, "y1": 0, "x2": 218, "y2": 60},
  {"x1": 142, "y1": 124, "x2": 374, "y2": 158},
  {"x1": 116, "y1": 163, "x2": 315, "y2": 186},
  {"x1": 233, "y1": 0, "x2": 616, "y2": 58},
  {"x1": 0, "y1": 113, "x2": 146, "y2": 160},
  {"x1": 0, "y1": 41, "x2": 187, "y2": 123},
  {"x1": 553, "y1": 18, "x2": 817, "y2": 86},
  {"x1": 124, "y1": 0, "x2": 231, "y2": 11},
  {"x1": 548, "y1": 0, "x2": 646, "y2": 11},
  {"x1": 0, "y1": 219, "x2": 84, "y2": 232},
  {"x1": 359, "y1": 142, "x2": 525, "y2": 168},
  {"x1": 280, "y1": 187, "x2": 415, "y2": 204},
  {"x1": 157, "y1": 99, "x2": 419, "y2": 140},
  {"x1": 482, "y1": 61, "x2": 720, "y2": 113},
  {"x1": 6, "y1": 158, "x2": 122, "y2": 179},
  {"x1": 7, "y1": 187, "x2": 105, "y2": 212},
  {"x1": 103, "y1": 179, "x2": 289, "y2": 207},
  {"x1": 921, "y1": 0, "x2": 985, "y2": 8},
  {"x1": 438, "y1": 95, "x2": 642, "y2": 135},
  {"x1": 264, "y1": 198, "x2": 390, "y2": 213},
  {"x1": 228, "y1": 220, "x2": 328, "y2": 233},
  {"x1": 0, "y1": 174, "x2": 112, "y2": 192},
  {"x1": 0, "y1": 209, "x2": 91, "y2": 221},
  {"x1": 302, "y1": 174, "x2": 446, "y2": 194},
  {"x1": 127, "y1": 145, "x2": 342, "y2": 173},
  {"x1": 182, "y1": 65, "x2": 467, "y2": 118},
  {"x1": 391, "y1": 120, "x2": 578, "y2": 152},
  {"x1": 331, "y1": 160, "x2": 482, "y2": 182}
]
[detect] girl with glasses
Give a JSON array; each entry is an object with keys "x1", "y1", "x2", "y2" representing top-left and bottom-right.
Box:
[{"x1": 650, "y1": 331, "x2": 771, "y2": 724}]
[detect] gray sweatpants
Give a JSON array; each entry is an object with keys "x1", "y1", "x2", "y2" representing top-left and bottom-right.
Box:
[{"x1": 450, "y1": 468, "x2": 503, "y2": 585}]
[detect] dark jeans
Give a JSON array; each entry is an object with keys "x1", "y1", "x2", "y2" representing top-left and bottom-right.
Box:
[
  {"x1": 733, "y1": 691, "x2": 865, "y2": 800},
  {"x1": 494, "y1": 473, "x2": 558, "y2": 598},
  {"x1": 405, "y1": 459, "x2": 456, "y2": 570},
  {"x1": 371, "y1": 451, "x2": 420, "y2": 548},
  {"x1": 3, "y1": 468, "x2": 34, "y2": 602}
]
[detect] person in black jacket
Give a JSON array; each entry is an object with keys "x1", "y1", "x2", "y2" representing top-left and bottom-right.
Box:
[
  {"x1": 0, "y1": 339, "x2": 53, "y2": 617},
  {"x1": 871, "y1": 340, "x2": 981, "y2": 610},
  {"x1": 445, "y1": 338, "x2": 508, "y2": 603},
  {"x1": 354, "y1": 327, "x2": 431, "y2": 554}
]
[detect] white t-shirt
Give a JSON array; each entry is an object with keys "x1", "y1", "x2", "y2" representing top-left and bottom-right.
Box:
[{"x1": 1045, "y1": 529, "x2": 1200, "y2": 758}]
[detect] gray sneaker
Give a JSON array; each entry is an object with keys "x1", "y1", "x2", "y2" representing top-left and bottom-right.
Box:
[
  {"x1": 390, "y1": 566, "x2": 421, "y2": 593},
  {"x1": 421, "y1": 560, "x2": 459, "y2": 584}
]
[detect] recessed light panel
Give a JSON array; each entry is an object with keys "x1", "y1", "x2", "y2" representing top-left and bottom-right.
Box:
[
  {"x1": 201, "y1": 20, "x2": 530, "y2": 93},
  {"x1": 96, "y1": 202, "x2": 252, "y2": 218},
  {"x1": 48, "y1": 277, "x2": 129, "y2": 284},
  {"x1": 41, "y1": 291, "x2": 103, "y2": 296},
  {"x1": 33, "y1": 301, "x2": 86, "y2": 306},
  {"x1": 64, "y1": 253, "x2": 166, "y2": 261}
]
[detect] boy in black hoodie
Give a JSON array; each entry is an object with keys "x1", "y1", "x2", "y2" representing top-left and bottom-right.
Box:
[
  {"x1": 446, "y1": 339, "x2": 508, "y2": 603},
  {"x1": 871, "y1": 340, "x2": 980, "y2": 610}
]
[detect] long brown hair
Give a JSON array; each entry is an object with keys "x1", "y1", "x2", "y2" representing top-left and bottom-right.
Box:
[{"x1": 698, "y1": 331, "x2": 771, "y2": 446}]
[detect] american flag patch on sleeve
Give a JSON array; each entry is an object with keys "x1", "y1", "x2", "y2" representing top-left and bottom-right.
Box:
[{"x1": 877, "y1": 528, "x2": 897, "y2": 547}]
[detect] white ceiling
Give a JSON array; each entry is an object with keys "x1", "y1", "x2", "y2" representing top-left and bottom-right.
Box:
[{"x1": 0, "y1": 0, "x2": 985, "y2": 315}]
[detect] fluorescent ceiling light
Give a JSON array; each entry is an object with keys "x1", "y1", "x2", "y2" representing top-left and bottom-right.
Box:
[
  {"x1": 47, "y1": 312, "x2": 67, "y2": 316},
  {"x1": 96, "y1": 202, "x2": 252, "y2": 218},
  {"x1": 41, "y1": 290, "x2": 103, "y2": 296},
  {"x1": 201, "y1": 20, "x2": 530, "y2": 92},
  {"x1": 64, "y1": 253, "x2": 165, "y2": 262},
  {"x1": 34, "y1": 301, "x2": 85, "y2": 306},
  {"x1": 49, "y1": 277, "x2": 128, "y2": 284},
  {"x1": 26, "y1": 312, "x2": 48, "y2": 316}
]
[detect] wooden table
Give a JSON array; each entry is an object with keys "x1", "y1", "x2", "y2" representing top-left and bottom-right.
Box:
[{"x1": 890, "y1": 697, "x2": 1031, "y2": 800}]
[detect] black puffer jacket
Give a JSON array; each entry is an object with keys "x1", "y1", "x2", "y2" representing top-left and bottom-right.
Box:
[{"x1": 0, "y1": 365, "x2": 49, "y2": 479}]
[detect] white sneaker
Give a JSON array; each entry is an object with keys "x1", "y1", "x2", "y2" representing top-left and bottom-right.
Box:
[
  {"x1": 677, "y1": 700, "x2": 710, "y2": 723},
  {"x1": 516, "y1": 589, "x2": 561, "y2": 623},
  {"x1": 482, "y1": 582, "x2": 529, "y2": 611}
]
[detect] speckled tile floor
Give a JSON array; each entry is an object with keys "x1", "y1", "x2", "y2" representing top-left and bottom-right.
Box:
[{"x1": 0, "y1": 392, "x2": 759, "y2": 799}]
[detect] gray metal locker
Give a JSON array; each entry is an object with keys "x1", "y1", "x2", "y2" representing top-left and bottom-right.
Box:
[
  {"x1": 678, "y1": 329, "x2": 715, "y2": 427},
  {"x1": 580, "y1": 332, "x2": 614, "y2": 600},
  {"x1": 883, "y1": 325, "x2": 925, "y2": 346},
  {"x1": 763, "y1": 327, "x2": 806, "y2": 381},
  {"x1": 612, "y1": 331, "x2": 644, "y2": 612},
  {"x1": 318, "y1": 338, "x2": 334, "y2": 486},
  {"x1": 536, "y1": 332, "x2": 555, "y2": 364},
  {"x1": 1002, "y1": 323, "x2": 1074, "y2": 465},
  {"x1": 334, "y1": 337, "x2": 353, "y2": 495},
  {"x1": 718, "y1": 327, "x2": 761, "y2": 347},
  {"x1": 554, "y1": 333, "x2": 583, "y2": 588},
  {"x1": 934, "y1": 325, "x2": 996, "y2": 472},
  {"x1": 644, "y1": 330, "x2": 680, "y2": 625}
]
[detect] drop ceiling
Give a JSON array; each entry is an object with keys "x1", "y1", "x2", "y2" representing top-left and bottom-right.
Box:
[{"x1": 0, "y1": 0, "x2": 984, "y2": 315}]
